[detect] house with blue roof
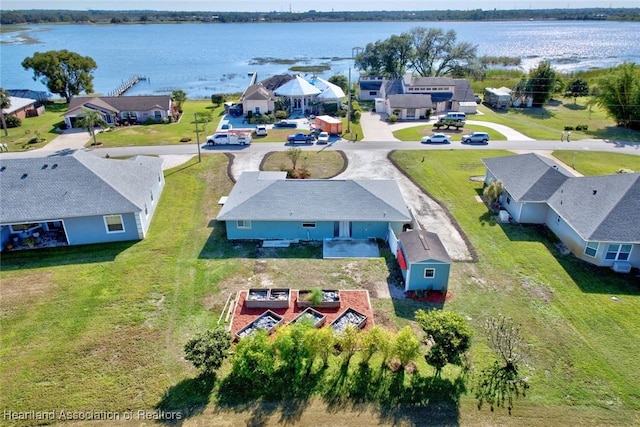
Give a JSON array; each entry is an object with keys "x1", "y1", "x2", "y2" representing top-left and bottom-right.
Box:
[
  {"x1": 483, "y1": 153, "x2": 640, "y2": 272},
  {"x1": 1, "y1": 151, "x2": 164, "y2": 251}
]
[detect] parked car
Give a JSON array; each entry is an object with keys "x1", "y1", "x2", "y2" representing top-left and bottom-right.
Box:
[
  {"x1": 316, "y1": 131, "x2": 330, "y2": 144},
  {"x1": 421, "y1": 133, "x2": 451, "y2": 144},
  {"x1": 287, "y1": 132, "x2": 315, "y2": 144},
  {"x1": 255, "y1": 124, "x2": 268, "y2": 136},
  {"x1": 461, "y1": 132, "x2": 490, "y2": 144},
  {"x1": 274, "y1": 120, "x2": 298, "y2": 128}
]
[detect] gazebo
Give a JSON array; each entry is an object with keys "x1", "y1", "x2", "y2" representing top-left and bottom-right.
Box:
[{"x1": 274, "y1": 75, "x2": 321, "y2": 115}]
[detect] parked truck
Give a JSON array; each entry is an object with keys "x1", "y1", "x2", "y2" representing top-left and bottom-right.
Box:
[{"x1": 206, "y1": 131, "x2": 252, "y2": 146}]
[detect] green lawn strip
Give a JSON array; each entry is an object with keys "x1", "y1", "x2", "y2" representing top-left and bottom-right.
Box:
[
  {"x1": 390, "y1": 150, "x2": 640, "y2": 410},
  {"x1": 552, "y1": 150, "x2": 640, "y2": 175},
  {"x1": 0, "y1": 101, "x2": 68, "y2": 151},
  {"x1": 393, "y1": 122, "x2": 506, "y2": 142}
]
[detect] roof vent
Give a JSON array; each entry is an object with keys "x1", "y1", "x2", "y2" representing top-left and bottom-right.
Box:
[
  {"x1": 21, "y1": 173, "x2": 28, "y2": 179},
  {"x1": 593, "y1": 190, "x2": 597, "y2": 195},
  {"x1": 0, "y1": 166, "x2": 5, "y2": 172},
  {"x1": 42, "y1": 164, "x2": 48, "y2": 169},
  {"x1": 52, "y1": 164, "x2": 58, "y2": 169}
]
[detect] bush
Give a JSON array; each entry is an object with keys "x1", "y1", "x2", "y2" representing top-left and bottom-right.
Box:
[
  {"x1": 5, "y1": 116, "x2": 21, "y2": 128},
  {"x1": 179, "y1": 137, "x2": 192, "y2": 142},
  {"x1": 388, "y1": 114, "x2": 398, "y2": 123},
  {"x1": 563, "y1": 125, "x2": 574, "y2": 131},
  {"x1": 575, "y1": 124, "x2": 588, "y2": 131},
  {"x1": 275, "y1": 110, "x2": 288, "y2": 120}
]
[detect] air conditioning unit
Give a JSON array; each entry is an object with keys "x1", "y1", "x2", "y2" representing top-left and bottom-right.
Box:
[{"x1": 612, "y1": 261, "x2": 632, "y2": 273}]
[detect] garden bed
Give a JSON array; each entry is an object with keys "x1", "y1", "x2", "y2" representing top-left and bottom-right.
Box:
[
  {"x1": 245, "y1": 288, "x2": 290, "y2": 309},
  {"x1": 297, "y1": 289, "x2": 341, "y2": 308},
  {"x1": 289, "y1": 307, "x2": 326, "y2": 328},
  {"x1": 330, "y1": 307, "x2": 367, "y2": 333},
  {"x1": 235, "y1": 310, "x2": 283, "y2": 339}
]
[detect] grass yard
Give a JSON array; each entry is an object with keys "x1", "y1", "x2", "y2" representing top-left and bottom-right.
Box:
[
  {"x1": 261, "y1": 150, "x2": 346, "y2": 178},
  {"x1": 0, "y1": 101, "x2": 68, "y2": 151},
  {"x1": 1, "y1": 148, "x2": 639, "y2": 425}
]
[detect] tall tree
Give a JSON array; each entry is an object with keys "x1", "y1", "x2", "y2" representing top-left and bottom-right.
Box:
[
  {"x1": 594, "y1": 62, "x2": 640, "y2": 130},
  {"x1": 328, "y1": 74, "x2": 348, "y2": 93},
  {"x1": 415, "y1": 309, "x2": 473, "y2": 376},
  {"x1": 0, "y1": 88, "x2": 11, "y2": 136},
  {"x1": 565, "y1": 78, "x2": 590, "y2": 105},
  {"x1": 171, "y1": 89, "x2": 187, "y2": 112},
  {"x1": 527, "y1": 61, "x2": 557, "y2": 107},
  {"x1": 76, "y1": 109, "x2": 108, "y2": 146},
  {"x1": 22, "y1": 50, "x2": 96, "y2": 103}
]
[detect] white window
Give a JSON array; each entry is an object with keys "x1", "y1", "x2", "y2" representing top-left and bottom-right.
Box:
[
  {"x1": 302, "y1": 222, "x2": 316, "y2": 228},
  {"x1": 154, "y1": 110, "x2": 162, "y2": 120},
  {"x1": 605, "y1": 244, "x2": 632, "y2": 261},
  {"x1": 237, "y1": 220, "x2": 251, "y2": 229},
  {"x1": 424, "y1": 268, "x2": 435, "y2": 279},
  {"x1": 104, "y1": 215, "x2": 125, "y2": 233},
  {"x1": 584, "y1": 242, "x2": 599, "y2": 258}
]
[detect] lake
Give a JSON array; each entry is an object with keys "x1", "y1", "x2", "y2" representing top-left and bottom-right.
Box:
[{"x1": 1, "y1": 20, "x2": 639, "y2": 99}]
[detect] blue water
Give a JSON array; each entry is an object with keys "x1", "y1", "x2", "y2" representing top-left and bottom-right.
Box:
[{"x1": 2, "y1": 20, "x2": 639, "y2": 98}]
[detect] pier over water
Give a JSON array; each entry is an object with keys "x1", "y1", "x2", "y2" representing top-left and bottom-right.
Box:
[{"x1": 108, "y1": 75, "x2": 148, "y2": 97}]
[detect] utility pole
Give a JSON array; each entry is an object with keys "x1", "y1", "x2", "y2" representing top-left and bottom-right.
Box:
[{"x1": 194, "y1": 113, "x2": 201, "y2": 163}]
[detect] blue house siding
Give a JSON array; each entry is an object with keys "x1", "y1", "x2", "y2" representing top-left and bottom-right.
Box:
[
  {"x1": 404, "y1": 261, "x2": 451, "y2": 292},
  {"x1": 225, "y1": 220, "x2": 393, "y2": 241},
  {"x1": 64, "y1": 213, "x2": 140, "y2": 245}
]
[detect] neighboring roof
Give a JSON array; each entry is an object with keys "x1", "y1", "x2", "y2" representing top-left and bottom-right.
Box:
[
  {"x1": 6, "y1": 89, "x2": 50, "y2": 103},
  {"x1": 399, "y1": 229, "x2": 451, "y2": 263},
  {"x1": 482, "y1": 153, "x2": 572, "y2": 202},
  {"x1": 309, "y1": 77, "x2": 346, "y2": 100},
  {"x1": 359, "y1": 80, "x2": 383, "y2": 91},
  {"x1": 0, "y1": 152, "x2": 163, "y2": 223},
  {"x1": 274, "y1": 75, "x2": 321, "y2": 97},
  {"x1": 2, "y1": 96, "x2": 36, "y2": 115},
  {"x1": 217, "y1": 171, "x2": 412, "y2": 222},
  {"x1": 387, "y1": 94, "x2": 433, "y2": 109},
  {"x1": 66, "y1": 95, "x2": 171, "y2": 115},
  {"x1": 259, "y1": 74, "x2": 295, "y2": 91},
  {"x1": 486, "y1": 87, "x2": 512, "y2": 96},
  {"x1": 453, "y1": 79, "x2": 477, "y2": 102},
  {"x1": 404, "y1": 75, "x2": 456, "y2": 87},
  {"x1": 548, "y1": 173, "x2": 640, "y2": 242},
  {"x1": 242, "y1": 84, "x2": 275, "y2": 101},
  {"x1": 383, "y1": 79, "x2": 404, "y2": 96}
]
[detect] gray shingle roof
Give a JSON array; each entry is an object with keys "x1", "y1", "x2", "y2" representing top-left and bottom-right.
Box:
[
  {"x1": 548, "y1": 173, "x2": 640, "y2": 242},
  {"x1": 387, "y1": 94, "x2": 433, "y2": 109},
  {"x1": 399, "y1": 229, "x2": 451, "y2": 263},
  {"x1": 0, "y1": 152, "x2": 162, "y2": 223},
  {"x1": 217, "y1": 172, "x2": 411, "y2": 222},
  {"x1": 483, "y1": 153, "x2": 572, "y2": 202},
  {"x1": 68, "y1": 95, "x2": 171, "y2": 113}
]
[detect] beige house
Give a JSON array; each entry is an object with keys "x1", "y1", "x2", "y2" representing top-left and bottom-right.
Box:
[{"x1": 241, "y1": 84, "x2": 276, "y2": 115}]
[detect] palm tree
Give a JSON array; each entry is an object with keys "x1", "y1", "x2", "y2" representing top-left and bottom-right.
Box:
[
  {"x1": 76, "y1": 108, "x2": 108, "y2": 146},
  {"x1": 0, "y1": 87, "x2": 11, "y2": 137}
]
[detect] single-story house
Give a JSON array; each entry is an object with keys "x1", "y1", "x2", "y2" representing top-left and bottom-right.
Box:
[
  {"x1": 273, "y1": 75, "x2": 321, "y2": 115},
  {"x1": 483, "y1": 153, "x2": 640, "y2": 272},
  {"x1": 395, "y1": 229, "x2": 451, "y2": 292},
  {"x1": 2, "y1": 96, "x2": 41, "y2": 120},
  {"x1": 1, "y1": 151, "x2": 165, "y2": 251},
  {"x1": 216, "y1": 171, "x2": 412, "y2": 241},
  {"x1": 64, "y1": 95, "x2": 173, "y2": 128},
  {"x1": 241, "y1": 83, "x2": 277, "y2": 116},
  {"x1": 374, "y1": 74, "x2": 476, "y2": 119}
]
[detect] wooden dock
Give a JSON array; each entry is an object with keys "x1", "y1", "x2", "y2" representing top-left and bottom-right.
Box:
[{"x1": 108, "y1": 75, "x2": 148, "y2": 97}]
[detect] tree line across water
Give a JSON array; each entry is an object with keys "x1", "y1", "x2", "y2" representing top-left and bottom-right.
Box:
[{"x1": 2, "y1": 8, "x2": 640, "y2": 25}]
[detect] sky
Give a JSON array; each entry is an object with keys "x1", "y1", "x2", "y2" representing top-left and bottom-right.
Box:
[{"x1": 2, "y1": 0, "x2": 638, "y2": 12}]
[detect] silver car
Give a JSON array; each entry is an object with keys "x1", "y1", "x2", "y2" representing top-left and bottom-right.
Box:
[{"x1": 461, "y1": 132, "x2": 490, "y2": 144}]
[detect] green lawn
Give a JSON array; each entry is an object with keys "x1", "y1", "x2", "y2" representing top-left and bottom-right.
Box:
[{"x1": 1, "y1": 150, "x2": 639, "y2": 426}]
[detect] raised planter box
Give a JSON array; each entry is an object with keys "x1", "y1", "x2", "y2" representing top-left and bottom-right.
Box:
[
  {"x1": 297, "y1": 289, "x2": 341, "y2": 308},
  {"x1": 245, "y1": 288, "x2": 290, "y2": 309},
  {"x1": 290, "y1": 307, "x2": 326, "y2": 328},
  {"x1": 330, "y1": 307, "x2": 367, "y2": 333},
  {"x1": 236, "y1": 310, "x2": 283, "y2": 340}
]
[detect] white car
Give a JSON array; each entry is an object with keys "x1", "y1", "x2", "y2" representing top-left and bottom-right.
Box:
[
  {"x1": 421, "y1": 133, "x2": 451, "y2": 144},
  {"x1": 255, "y1": 124, "x2": 268, "y2": 136},
  {"x1": 316, "y1": 131, "x2": 330, "y2": 144}
]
